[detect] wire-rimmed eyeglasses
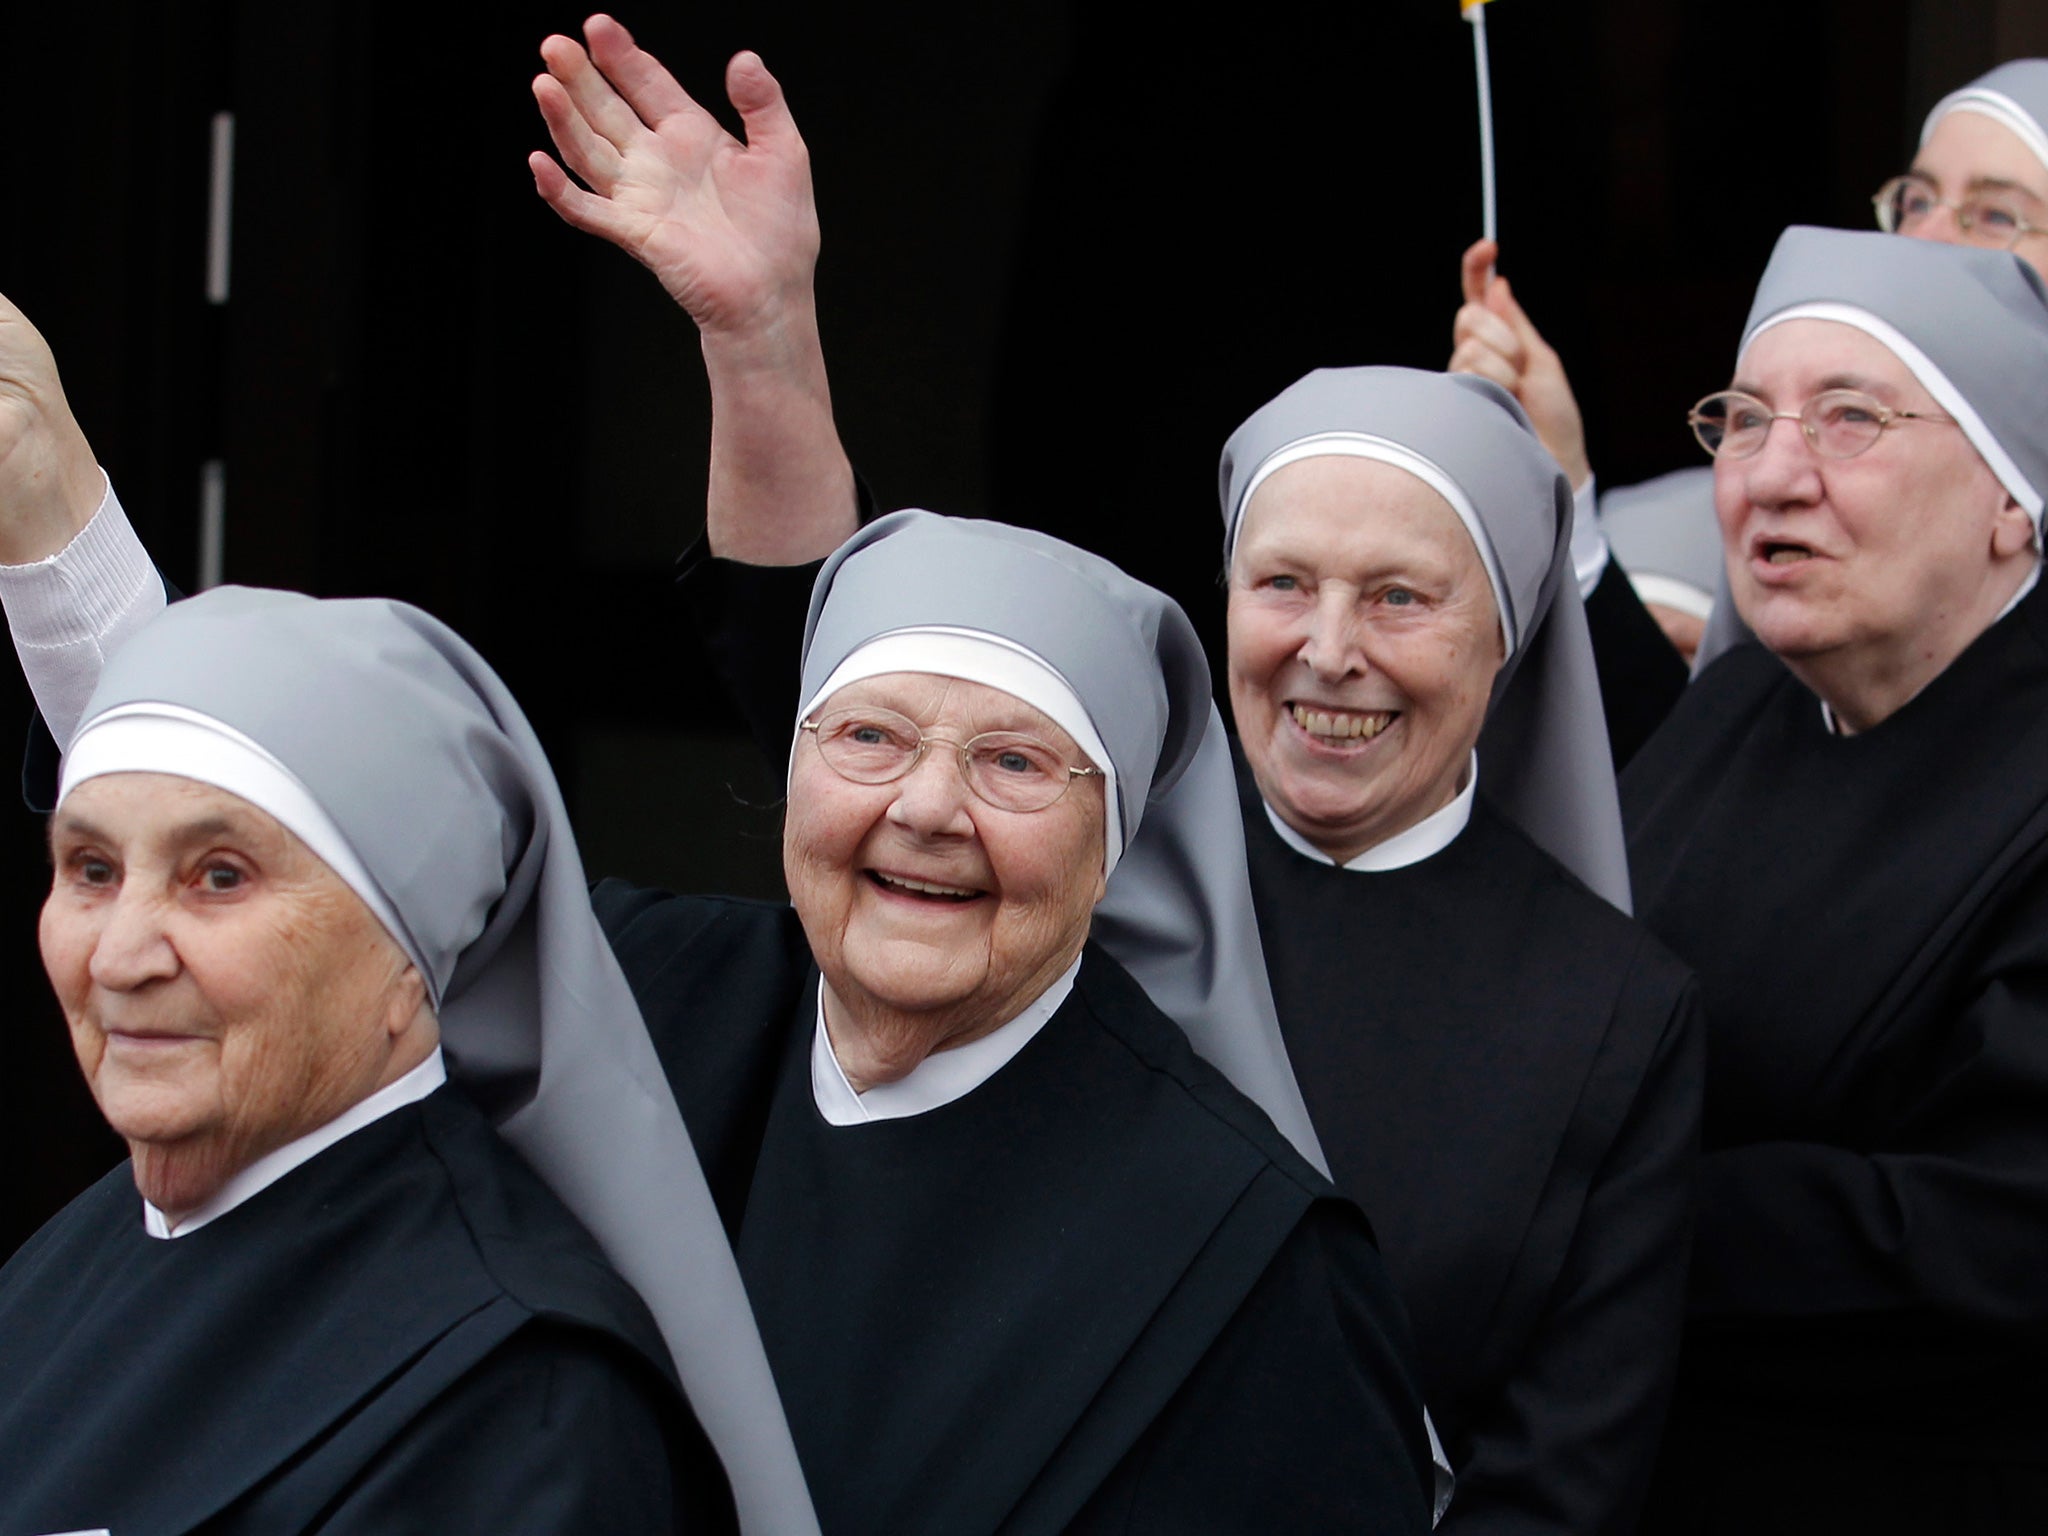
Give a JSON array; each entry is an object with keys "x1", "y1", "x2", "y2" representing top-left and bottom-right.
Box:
[
  {"x1": 799, "y1": 706, "x2": 1104, "y2": 813},
  {"x1": 1872, "y1": 173, "x2": 2046, "y2": 249},
  {"x1": 1687, "y1": 389, "x2": 1955, "y2": 461}
]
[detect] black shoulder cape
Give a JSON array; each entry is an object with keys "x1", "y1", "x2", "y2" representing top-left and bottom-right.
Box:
[
  {"x1": 593, "y1": 883, "x2": 1433, "y2": 1536},
  {"x1": 0, "y1": 1085, "x2": 733, "y2": 1535},
  {"x1": 1624, "y1": 579, "x2": 2048, "y2": 1527}
]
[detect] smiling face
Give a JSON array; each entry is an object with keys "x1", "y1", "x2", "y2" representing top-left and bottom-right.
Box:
[
  {"x1": 783, "y1": 674, "x2": 1107, "y2": 1076},
  {"x1": 1227, "y1": 456, "x2": 1505, "y2": 863},
  {"x1": 41, "y1": 774, "x2": 432, "y2": 1219},
  {"x1": 1908, "y1": 110, "x2": 2048, "y2": 279},
  {"x1": 1717, "y1": 319, "x2": 2035, "y2": 726}
]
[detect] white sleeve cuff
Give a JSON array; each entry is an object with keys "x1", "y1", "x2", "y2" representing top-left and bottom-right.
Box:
[
  {"x1": 1569, "y1": 472, "x2": 1609, "y2": 598},
  {"x1": 0, "y1": 472, "x2": 168, "y2": 748}
]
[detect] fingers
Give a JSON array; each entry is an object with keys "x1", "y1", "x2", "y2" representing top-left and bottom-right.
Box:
[
  {"x1": 1460, "y1": 238, "x2": 1498, "y2": 304},
  {"x1": 1486, "y1": 276, "x2": 1558, "y2": 364},
  {"x1": 1451, "y1": 300, "x2": 1522, "y2": 369},
  {"x1": 533, "y1": 72, "x2": 623, "y2": 190},
  {"x1": 725, "y1": 51, "x2": 804, "y2": 153},
  {"x1": 539, "y1": 30, "x2": 647, "y2": 154},
  {"x1": 529, "y1": 149, "x2": 637, "y2": 244},
  {"x1": 1448, "y1": 336, "x2": 1521, "y2": 394},
  {"x1": 584, "y1": 12, "x2": 709, "y2": 130}
]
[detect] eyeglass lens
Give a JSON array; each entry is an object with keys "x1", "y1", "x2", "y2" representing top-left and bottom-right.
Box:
[
  {"x1": 1690, "y1": 391, "x2": 1894, "y2": 460},
  {"x1": 1875, "y1": 176, "x2": 2031, "y2": 246},
  {"x1": 808, "y1": 707, "x2": 1081, "y2": 812}
]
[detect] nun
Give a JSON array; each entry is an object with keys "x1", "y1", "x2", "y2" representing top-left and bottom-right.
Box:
[
  {"x1": 0, "y1": 587, "x2": 772, "y2": 1533},
  {"x1": 1624, "y1": 228, "x2": 2048, "y2": 1531},
  {"x1": 601, "y1": 509, "x2": 1434, "y2": 1534},
  {"x1": 1209, "y1": 368, "x2": 1701, "y2": 1536},
  {"x1": 1449, "y1": 59, "x2": 2048, "y2": 739}
]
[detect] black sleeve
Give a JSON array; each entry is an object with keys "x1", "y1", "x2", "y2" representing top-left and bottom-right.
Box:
[
  {"x1": 1583, "y1": 560, "x2": 1689, "y2": 771},
  {"x1": 1092, "y1": 1202, "x2": 1435, "y2": 1536},
  {"x1": 308, "y1": 1324, "x2": 719, "y2": 1534},
  {"x1": 1443, "y1": 974, "x2": 1704, "y2": 1536},
  {"x1": 676, "y1": 538, "x2": 825, "y2": 770}
]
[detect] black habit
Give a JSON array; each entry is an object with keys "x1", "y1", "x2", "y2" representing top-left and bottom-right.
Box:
[
  {"x1": 592, "y1": 884, "x2": 1434, "y2": 1536},
  {"x1": 0, "y1": 1084, "x2": 733, "y2": 1535},
  {"x1": 683, "y1": 548, "x2": 1702, "y2": 1536},
  {"x1": 1624, "y1": 580, "x2": 2048, "y2": 1532}
]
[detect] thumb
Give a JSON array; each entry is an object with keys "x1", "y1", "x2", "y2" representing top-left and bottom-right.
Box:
[
  {"x1": 1460, "y1": 238, "x2": 1498, "y2": 305},
  {"x1": 728, "y1": 51, "x2": 801, "y2": 150}
]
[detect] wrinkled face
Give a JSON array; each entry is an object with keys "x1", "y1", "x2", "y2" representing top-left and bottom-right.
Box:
[
  {"x1": 784, "y1": 674, "x2": 1107, "y2": 1043},
  {"x1": 41, "y1": 774, "x2": 424, "y2": 1214},
  {"x1": 1909, "y1": 111, "x2": 2048, "y2": 279},
  {"x1": 1717, "y1": 320, "x2": 2026, "y2": 672},
  {"x1": 1227, "y1": 456, "x2": 1505, "y2": 863}
]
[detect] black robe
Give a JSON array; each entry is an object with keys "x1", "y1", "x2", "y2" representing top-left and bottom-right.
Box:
[
  {"x1": 683, "y1": 547, "x2": 1702, "y2": 1536},
  {"x1": 1623, "y1": 580, "x2": 2048, "y2": 1533},
  {"x1": 0, "y1": 1083, "x2": 734, "y2": 1535},
  {"x1": 1239, "y1": 755, "x2": 1700, "y2": 1536},
  {"x1": 592, "y1": 884, "x2": 1434, "y2": 1536}
]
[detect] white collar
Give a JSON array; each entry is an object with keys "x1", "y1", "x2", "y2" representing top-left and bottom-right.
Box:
[
  {"x1": 1262, "y1": 753, "x2": 1478, "y2": 872},
  {"x1": 143, "y1": 1048, "x2": 448, "y2": 1238},
  {"x1": 1819, "y1": 563, "x2": 2040, "y2": 734},
  {"x1": 811, "y1": 957, "x2": 1082, "y2": 1124}
]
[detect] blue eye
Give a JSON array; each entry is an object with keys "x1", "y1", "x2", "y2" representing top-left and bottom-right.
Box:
[
  {"x1": 1384, "y1": 588, "x2": 1416, "y2": 607},
  {"x1": 1269, "y1": 574, "x2": 1299, "y2": 592}
]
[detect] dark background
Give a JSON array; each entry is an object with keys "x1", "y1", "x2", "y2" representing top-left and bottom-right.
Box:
[{"x1": 5, "y1": 0, "x2": 2043, "y2": 1250}]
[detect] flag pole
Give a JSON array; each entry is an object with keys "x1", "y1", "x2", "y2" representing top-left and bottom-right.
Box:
[{"x1": 1467, "y1": 0, "x2": 1497, "y2": 247}]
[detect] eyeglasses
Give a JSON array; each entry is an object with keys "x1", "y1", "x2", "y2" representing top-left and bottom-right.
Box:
[
  {"x1": 799, "y1": 706, "x2": 1103, "y2": 813},
  {"x1": 1688, "y1": 389, "x2": 1954, "y2": 461},
  {"x1": 1872, "y1": 174, "x2": 2045, "y2": 248}
]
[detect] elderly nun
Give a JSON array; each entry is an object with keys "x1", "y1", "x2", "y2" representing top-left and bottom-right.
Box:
[
  {"x1": 596, "y1": 509, "x2": 1433, "y2": 1535},
  {"x1": 1624, "y1": 228, "x2": 2048, "y2": 1532},
  {"x1": 0, "y1": 587, "x2": 782, "y2": 1534},
  {"x1": 1207, "y1": 367, "x2": 1701, "y2": 1536}
]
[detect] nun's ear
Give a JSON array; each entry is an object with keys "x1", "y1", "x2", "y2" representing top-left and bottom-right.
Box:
[{"x1": 1992, "y1": 496, "x2": 2036, "y2": 560}]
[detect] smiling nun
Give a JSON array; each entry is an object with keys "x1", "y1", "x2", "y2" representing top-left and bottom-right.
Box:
[
  {"x1": 1626, "y1": 229, "x2": 2048, "y2": 1533},
  {"x1": 1210, "y1": 367, "x2": 1703, "y2": 1536},
  {"x1": 598, "y1": 509, "x2": 1433, "y2": 1535}
]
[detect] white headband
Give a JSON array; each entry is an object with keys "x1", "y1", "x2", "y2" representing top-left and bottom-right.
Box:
[
  {"x1": 794, "y1": 627, "x2": 1124, "y2": 874},
  {"x1": 1923, "y1": 87, "x2": 2048, "y2": 177},
  {"x1": 1743, "y1": 302, "x2": 2044, "y2": 529},
  {"x1": 1231, "y1": 432, "x2": 1519, "y2": 656},
  {"x1": 59, "y1": 702, "x2": 435, "y2": 1000}
]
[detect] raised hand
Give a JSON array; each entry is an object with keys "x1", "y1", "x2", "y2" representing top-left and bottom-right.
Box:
[
  {"x1": 531, "y1": 15, "x2": 819, "y2": 347},
  {"x1": 0, "y1": 292, "x2": 103, "y2": 566},
  {"x1": 1449, "y1": 239, "x2": 1593, "y2": 491},
  {"x1": 530, "y1": 15, "x2": 855, "y2": 563}
]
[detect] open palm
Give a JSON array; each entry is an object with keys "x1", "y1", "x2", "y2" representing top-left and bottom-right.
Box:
[{"x1": 530, "y1": 14, "x2": 819, "y2": 337}]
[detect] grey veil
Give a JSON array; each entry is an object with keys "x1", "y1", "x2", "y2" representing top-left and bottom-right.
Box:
[
  {"x1": 798, "y1": 510, "x2": 1329, "y2": 1175},
  {"x1": 1218, "y1": 366, "x2": 1633, "y2": 913},
  {"x1": 65, "y1": 587, "x2": 820, "y2": 1536},
  {"x1": 1692, "y1": 226, "x2": 2048, "y2": 672}
]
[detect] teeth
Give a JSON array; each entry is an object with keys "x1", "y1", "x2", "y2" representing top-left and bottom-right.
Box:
[
  {"x1": 1291, "y1": 704, "x2": 1393, "y2": 740},
  {"x1": 1765, "y1": 547, "x2": 1812, "y2": 565},
  {"x1": 874, "y1": 872, "x2": 979, "y2": 899}
]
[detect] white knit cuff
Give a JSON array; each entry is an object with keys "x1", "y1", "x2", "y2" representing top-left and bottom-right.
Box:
[{"x1": 1, "y1": 473, "x2": 168, "y2": 746}]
